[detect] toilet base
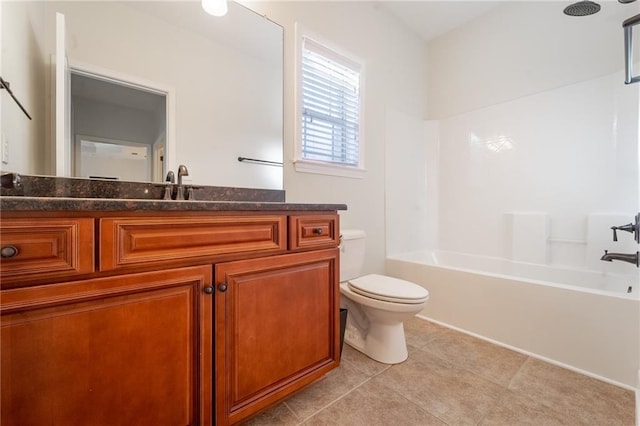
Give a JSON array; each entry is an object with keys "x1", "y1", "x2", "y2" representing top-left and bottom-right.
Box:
[{"x1": 344, "y1": 319, "x2": 408, "y2": 364}]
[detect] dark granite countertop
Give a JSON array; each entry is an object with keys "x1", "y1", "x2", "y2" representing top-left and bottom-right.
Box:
[
  {"x1": 0, "y1": 174, "x2": 347, "y2": 212},
  {"x1": 0, "y1": 196, "x2": 347, "y2": 212}
]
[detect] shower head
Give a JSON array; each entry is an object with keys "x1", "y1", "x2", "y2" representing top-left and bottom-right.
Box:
[{"x1": 563, "y1": 0, "x2": 601, "y2": 16}]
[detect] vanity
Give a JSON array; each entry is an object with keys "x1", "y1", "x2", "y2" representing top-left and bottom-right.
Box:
[
  {"x1": 2, "y1": 2, "x2": 337, "y2": 423},
  {"x1": 0, "y1": 177, "x2": 347, "y2": 425}
]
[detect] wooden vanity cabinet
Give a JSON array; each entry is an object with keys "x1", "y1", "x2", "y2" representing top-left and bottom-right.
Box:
[
  {"x1": 214, "y1": 248, "x2": 340, "y2": 425},
  {"x1": 1, "y1": 266, "x2": 213, "y2": 425},
  {"x1": 0, "y1": 217, "x2": 95, "y2": 288},
  {"x1": 99, "y1": 215, "x2": 287, "y2": 271},
  {"x1": 0, "y1": 210, "x2": 340, "y2": 426}
]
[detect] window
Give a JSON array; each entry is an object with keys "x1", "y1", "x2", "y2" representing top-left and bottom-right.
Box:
[{"x1": 296, "y1": 32, "x2": 364, "y2": 178}]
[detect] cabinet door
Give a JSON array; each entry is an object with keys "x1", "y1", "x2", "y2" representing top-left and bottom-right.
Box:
[
  {"x1": 215, "y1": 249, "x2": 340, "y2": 425},
  {"x1": 1, "y1": 266, "x2": 212, "y2": 426}
]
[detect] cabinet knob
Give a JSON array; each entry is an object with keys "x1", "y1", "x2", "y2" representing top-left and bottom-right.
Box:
[
  {"x1": 0, "y1": 245, "x2": 18, "y2": 259},
  {"x1": 218, "y1": 283, "x2": 228, "y2": 292},
  {"x1": 203, "y1": 286, "x2": 214, "y2": 295},
  {"x1": 313, "y1": 228, "x2": 323, "y2": 235}
]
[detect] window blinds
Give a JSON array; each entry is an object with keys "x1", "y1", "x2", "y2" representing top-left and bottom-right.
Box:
[{"x1": 301, "y1": 37, "x2": 361, "y2": 166}]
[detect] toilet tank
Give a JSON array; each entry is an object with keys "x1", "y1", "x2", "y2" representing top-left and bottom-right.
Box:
[{"x1": 340, "y1": 229, "x2": 366, "y2": 282}]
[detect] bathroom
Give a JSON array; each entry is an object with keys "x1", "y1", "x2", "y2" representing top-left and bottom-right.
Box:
[{"x1": 2, "y1": 0, "x2": 640, "y2": 424}]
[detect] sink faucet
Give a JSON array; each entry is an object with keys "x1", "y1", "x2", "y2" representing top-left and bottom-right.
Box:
[
  {"x1": 177, "y1": 165, "x2": 189, "y2": 186},
  {"x1": 176, "y1": 165, "x2": 189, "y2": 200},
  {"x1": 162, "y1": 171, "x2": 175, "y2": 200},
  {"x1": 600, "y1": 250, "x2": 639, "y2": 268}
]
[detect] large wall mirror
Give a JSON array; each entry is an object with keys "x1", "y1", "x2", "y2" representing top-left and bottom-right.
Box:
[{"x1": 1, "y1": 1, "x2": 283, "y2": 190}]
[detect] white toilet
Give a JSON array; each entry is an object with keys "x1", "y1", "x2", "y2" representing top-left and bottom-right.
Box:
[{"x1": 340, "y1": 229, "x2": 429, "y2": 364}]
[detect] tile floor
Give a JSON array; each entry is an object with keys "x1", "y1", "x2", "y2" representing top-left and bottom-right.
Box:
[{"x1": 242, "y1": 317, "x2": 637, "y2": 426}]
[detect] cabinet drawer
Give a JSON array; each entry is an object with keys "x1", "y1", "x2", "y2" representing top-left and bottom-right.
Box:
[
  {"x1": 288, "y1": 214, "x2": 339, "y2": 251},
  {"x1": 100, "y1": 215, "x2": 287, "y2": 271},
  {"x1": 0, "y1": 218, "x2": 95, "y2": 285}
]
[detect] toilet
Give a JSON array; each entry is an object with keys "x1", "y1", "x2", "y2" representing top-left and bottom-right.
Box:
[{"x1": 340, "y1": 229, "x2": 429, "y2": 364}]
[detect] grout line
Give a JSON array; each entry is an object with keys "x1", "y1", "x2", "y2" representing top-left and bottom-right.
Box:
[
  {"x1": 374, "y1": 375, "x2": 451, "y2": 426},
  {"x1": 295, "y1": 352, "x2": 414, "y2": 424},
  {"x1": 475, "y1": 387, "x2": 510, "y2": 426},
  {"x1": 415, "y1": 315, "x2": 637, "y2": 391},
  {"x1": 296, "y1": 376, "x2": 374, "y2": 424},
  {"x1": 407, "y1": 323, "x2": 525, "y2": 390},
  {"x1": 506, "y1": 356, "x2": 531, "y2": 390},
  {"x1": 282, "y1": 400, "x2": 302, "y2": 425},
  {"x1": 501, "y1": 357, "x2": 626, "y2": 425}
]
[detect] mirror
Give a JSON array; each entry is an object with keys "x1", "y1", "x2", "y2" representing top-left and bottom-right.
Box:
[{"x1": 1, "y1": 1, "x2": 283, "y2": 190}]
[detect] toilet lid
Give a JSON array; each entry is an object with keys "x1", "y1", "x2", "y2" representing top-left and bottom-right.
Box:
[{"x1": 347, "y1": 274, "x2": 429, "y2": 304}]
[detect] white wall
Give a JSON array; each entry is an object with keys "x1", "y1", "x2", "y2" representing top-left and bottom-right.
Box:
[
  {"x1": 73, "y1": 98, "x2": 159, "y2": 147},
  {"x1": 247, "y1": 1, "x2": 427, "y2": 274},
  {"x1": 384, "y1": 108, "x2": 429, "y2": 257},
  {"x1": 427, "y1": 1, "x2": 640, "y2": 120},
  {"x1": 0, "y1": 1, "x2": 47, "y2": 174}
]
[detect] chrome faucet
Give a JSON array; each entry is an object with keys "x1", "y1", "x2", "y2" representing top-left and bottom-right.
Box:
[{"x1": 600, "y1": 250, "x2": 640, "y2": 268}]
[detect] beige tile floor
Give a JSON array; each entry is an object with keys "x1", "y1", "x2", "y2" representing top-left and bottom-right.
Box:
[{"x1": 242, "y1": 317, "x2": 636, "y2": 426}]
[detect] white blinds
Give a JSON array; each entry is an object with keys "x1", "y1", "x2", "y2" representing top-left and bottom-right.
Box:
[{"x1": 301, "y1": 37, "x2": 361, "y2": 166}]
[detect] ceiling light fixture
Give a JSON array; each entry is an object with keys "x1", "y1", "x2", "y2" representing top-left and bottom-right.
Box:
[{"x1": 202, "y1": 0, "x2": 228, "y2": 17}]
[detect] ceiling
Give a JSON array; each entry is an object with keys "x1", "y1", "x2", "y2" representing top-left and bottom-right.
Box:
[
  {"x1": 380, "y1": 1, "x2": 503, "y2": 41},
  {"x1": 131, "y1": 1, "x2": 504, "y2": 45},
  {"x1": 71, "y1": 73, "x2": 167, "y2": 119}
]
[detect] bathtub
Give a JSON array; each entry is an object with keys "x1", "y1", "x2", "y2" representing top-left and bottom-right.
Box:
[{"x1": 385, "y1": 250, "x2": 640, "y2": 389}]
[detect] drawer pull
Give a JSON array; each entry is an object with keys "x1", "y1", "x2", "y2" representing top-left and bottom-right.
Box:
[
  {"x1": 1, "y1": 245, "x2": 18, "y2": 259},
  {"x1": 218, "y1": 283, "x2": 228, "y2": 292},
  {"x1": 203, "y1": 286, "x2": 214, "y2": 295},
  {"x1": 313, "y1": 228, "x2": 323, "y2": 235}
]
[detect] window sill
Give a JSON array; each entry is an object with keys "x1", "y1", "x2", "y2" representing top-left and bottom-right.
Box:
[{"x1": 293, "y1": 159, "x2": 366, "y2": 179}]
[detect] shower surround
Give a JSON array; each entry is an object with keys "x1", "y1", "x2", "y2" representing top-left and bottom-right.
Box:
[
  {"x1": 435, "y1": 72, "x2": 639, "y2": 273},
  {"x1": 384, "y1": 70, "x2": 640, "y2": 388}
]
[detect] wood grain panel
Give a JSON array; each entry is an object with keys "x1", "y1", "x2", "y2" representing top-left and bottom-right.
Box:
[
  {"x1": 100, "y1": 215, "x2": 287, "y2": 271},
  {"x1": 1, "y1": 266, "x2": 212, "y2": 426},
  {"x1": 0, "y1": 218, "x2": 94, "y2": 285},
  {"x1": 288, "y1": 214, "x2": 339, "y2": 251},
  {"x1": 215, "y1": 249, "x2": 340, "y2": 425}
]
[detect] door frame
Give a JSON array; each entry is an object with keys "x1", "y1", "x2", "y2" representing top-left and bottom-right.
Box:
[{"x1": 57, "y1": 57, "x2": 176, "y2": 180}]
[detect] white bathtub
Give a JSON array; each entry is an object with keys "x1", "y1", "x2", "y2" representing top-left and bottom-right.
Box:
[{"x1": 385, "y1": 250, "x2": 640, "y2": 388}]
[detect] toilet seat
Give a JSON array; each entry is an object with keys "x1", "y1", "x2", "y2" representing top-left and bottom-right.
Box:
[{"x1": 347, "y1": 274, "x2": 429, "y2": 304}]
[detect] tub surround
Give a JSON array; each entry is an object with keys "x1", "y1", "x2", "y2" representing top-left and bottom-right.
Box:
[{"x1": 0, "y1": 177, "x2": 346, "y2": 425}]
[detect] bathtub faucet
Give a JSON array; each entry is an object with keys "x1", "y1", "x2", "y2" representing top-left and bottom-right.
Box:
[{"x1": 600, "y1": 250, "x2": 640, "y2": 268}]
